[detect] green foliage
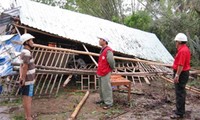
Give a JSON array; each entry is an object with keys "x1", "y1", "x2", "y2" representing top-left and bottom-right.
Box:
[
  {"x1": 124, "y1": 11, "x2": 152, "y2": 31},
  {"x1": 75, "y1": 0, "x2": 124, "y2": 21},
  {"x1": 136, "y1": 0, "x2": 200, "y2": 67},
  {"x1": 112, "y1": 16, "x2": 121, "y2": 23},
  {"x1": 188, "y1": 35, "x2": 200, "y2": 67},
  {"x1": 32, "y1": 0, "x2": 64, "y2": 8}
]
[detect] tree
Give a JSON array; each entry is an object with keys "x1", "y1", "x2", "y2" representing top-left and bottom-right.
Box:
[
  {"x1": 32, "y1": 0, "x2": 68, "y2": 8},
  {"x1": 139, "y1": 0, "x2": 200, "y2": 66},
  {"x1": 124, "y1": 10, "x2": 152, "y2": 31},
  {"x1": 75, "y1": 0, "x2": 124, "y2": 22}
]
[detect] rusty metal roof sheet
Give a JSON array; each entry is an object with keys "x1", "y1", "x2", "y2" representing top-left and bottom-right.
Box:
[{"x1": 1, "y1": 0, "x2": 174, "y2": 64}]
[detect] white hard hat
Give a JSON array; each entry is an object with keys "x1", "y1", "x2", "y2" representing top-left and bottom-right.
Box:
[
  {"x1": 174, "y1": 33, "x2": 187, "y2": 42},
  {"x1": 97, "y1": 36, "x2": 109, "y2": 43},
  {"x1": 20, "y1": 33, "x2": 35, "y2": 44}
]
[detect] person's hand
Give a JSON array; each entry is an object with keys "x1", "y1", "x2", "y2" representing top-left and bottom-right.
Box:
[
  {"x1": 19, "y1": 78, "x2": 25, "y2": 86},
  {"x1": 174, "y1": 74, "x2": 179, "y2": 83}
]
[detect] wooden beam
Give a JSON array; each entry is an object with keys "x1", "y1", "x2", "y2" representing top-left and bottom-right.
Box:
[
  {"x1": 13, "y1": 24, "x2": 65, "y2": 40},
  {"x1": 82, "y1": 44, "x2": 98, "y2": 66},
  {"x1": 68, "y1": 91, "x2": 89, "y2": 120},
  {"x1": 13, "y1": 66, "x2": 171, "y2": 76},
  {"x1": 161, "y1": 76, "x2": 200, "y2": 94},
  {"x1": 32, "y1": 43, "x2": 172, "y2": 67}
]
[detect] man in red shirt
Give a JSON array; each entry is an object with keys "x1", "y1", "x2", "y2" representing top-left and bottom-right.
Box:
[
  {"x1": 171, "y1": 33, "x2": 191, "y2": 119},
  {"x1": 96, "y1": 36, "x2": 115, "y2": 110}
]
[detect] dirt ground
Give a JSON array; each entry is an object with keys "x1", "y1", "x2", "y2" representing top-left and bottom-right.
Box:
[{"x1": 1, "y1": 78, "x2": 200, "y2": 120}]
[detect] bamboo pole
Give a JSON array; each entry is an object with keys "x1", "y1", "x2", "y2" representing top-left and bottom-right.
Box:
[
  {"x1": 160, "y1": 76, "x2": 200, "y2": 94},
  {"x1": 33, "y1": 44, "x2": 172, "y2": 67},
  {"x1": 68, "y1": 91, "x2": 90, "y2": 120}
]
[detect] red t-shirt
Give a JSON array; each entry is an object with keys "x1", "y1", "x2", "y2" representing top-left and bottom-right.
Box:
[{"x1": 173, "y1": 44, "x2": 191, "y2": 71}]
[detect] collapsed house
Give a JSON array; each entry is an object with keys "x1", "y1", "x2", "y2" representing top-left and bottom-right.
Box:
[{"x1": 0, "y1": 0, "x2": 176, "y2": 98}]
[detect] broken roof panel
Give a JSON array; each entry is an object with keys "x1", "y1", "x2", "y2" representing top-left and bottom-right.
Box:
[{"x1": 1, "y1": 0, "x2": 174, "y2": 64}]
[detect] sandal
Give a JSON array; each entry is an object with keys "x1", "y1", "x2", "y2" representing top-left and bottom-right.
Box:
[
  {"x1": 103, "y1": 105, "x2": 112, "y2": 110},
  {"x1": 170, "y1": 114, "x2": 183, "y2": 119}
]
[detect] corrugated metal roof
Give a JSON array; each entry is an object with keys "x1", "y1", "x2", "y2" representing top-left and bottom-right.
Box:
[
  {"x1": 0, "y1": 7, "x2": 20, "y2": 27},
  {"x1": 2, "y1": 0, "x2": 174, "y2": 64}
]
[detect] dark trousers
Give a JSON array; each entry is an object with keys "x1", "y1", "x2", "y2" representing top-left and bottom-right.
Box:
[{"x1": 174, "y1": 70, "x2": 189, "y2": 116}]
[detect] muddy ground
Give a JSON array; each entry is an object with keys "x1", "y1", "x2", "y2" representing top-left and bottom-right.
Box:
[{"x1": 1, "y1": 78, "x2": 200, "y2": 120}]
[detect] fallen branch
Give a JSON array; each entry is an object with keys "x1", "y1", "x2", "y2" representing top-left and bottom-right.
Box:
[
  {"x1": 161, "y1": 76, "x2": 200, "y2": 94},
  {"x1": 68, "y1": 91, "x2": 90, "y2": 120}
]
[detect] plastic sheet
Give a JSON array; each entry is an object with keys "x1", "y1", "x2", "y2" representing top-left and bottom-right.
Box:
[{"x1": 0, "y1": 34, "x2": 22, "y2": 77}]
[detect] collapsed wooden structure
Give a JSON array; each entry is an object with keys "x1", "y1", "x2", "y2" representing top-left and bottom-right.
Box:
[
  {"x1": 1, "y1": 40, "x2": 199, "y2": 98},
  {"x1": 1, "y1": 40, "x2": 173, "y2": 97},
  {"x1": 1, "y1": 0, "x2": 200, "y2": 99}
]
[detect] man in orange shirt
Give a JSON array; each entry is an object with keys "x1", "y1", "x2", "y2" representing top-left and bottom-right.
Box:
[{"x1": 171, "y1": 33, "x2": 191, "y2": 119}]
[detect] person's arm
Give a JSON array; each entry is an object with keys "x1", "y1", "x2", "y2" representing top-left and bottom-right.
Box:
[
  {"x1": 107, "y1": 50, "x2": 115, "y2": 70},
  {"x1": 174, "y1": 51, "x2": 185, "y2": 83},
  {"x1": 20, "y1": 63, "x2": 28, "y2": 86},
  {"x1": 19, "y1": 52, "x2": 30, "y2": 86},
  {"x1": 174, "y1": 65, "x2": 183, "y2": 83}
]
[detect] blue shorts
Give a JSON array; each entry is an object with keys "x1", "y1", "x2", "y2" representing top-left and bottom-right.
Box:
[{"x1": 20, "y1": 84, "x2": 34, "y2": 97}]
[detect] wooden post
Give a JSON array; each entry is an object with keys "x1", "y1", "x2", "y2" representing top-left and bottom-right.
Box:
[
  {"x1": 24, "y1": 28, "x2": 27, "y2": 33},
  {"x1": 63, "y1": 75, "x2": 73, "y2": 87},
  {"x1": 14, "y1": 26, "x2": 21, "y2": 36},
  {"x1": 68, "y1": 91, "x2": 90, "y2": 120},
  {"x1": 82, "y1": 44, "x2": 98, "y2": 66}
]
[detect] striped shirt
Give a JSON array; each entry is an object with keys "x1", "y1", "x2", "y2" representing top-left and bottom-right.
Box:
[{"x1": 20, "y1": 49, "x2": 36, "y2": 85}]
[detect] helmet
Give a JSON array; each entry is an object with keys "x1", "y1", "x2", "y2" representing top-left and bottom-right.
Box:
[
  {"x1": 97, "y1": 36, "x2": 109, "y2": 43},
  {"x1": 174, "y1": 33, "x2": 187, "y2": 42},
  {"x1": 20, "y1": 33, "x2": 35, "y2": 44}
]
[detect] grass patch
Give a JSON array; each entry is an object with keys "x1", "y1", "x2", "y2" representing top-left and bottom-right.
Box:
[
  {"x1": 70, "y1": 92, "x2": 85, "y2": 96},
  {"x1": 188, "y1": 79, "x2": 200, "y2": 89},
  {"x1": 0, "y1": 98, "x2": 22, "y2": 106},
  {"x1": 12, "y1": 113, "x2": 25, "y2": 120}
]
